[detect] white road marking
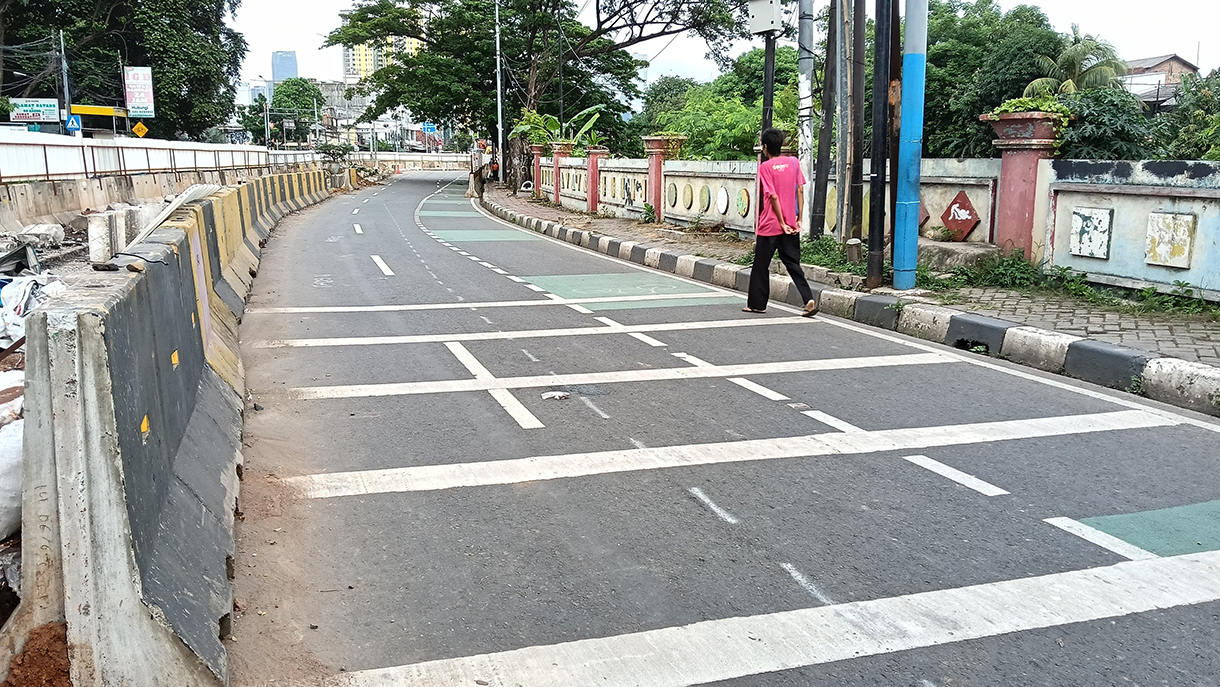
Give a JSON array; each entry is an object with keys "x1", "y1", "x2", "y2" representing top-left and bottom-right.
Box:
[
  {"x1": 489, "y1": 388, "x2": 546, "y2": 430},
  {"x1": 467, "y1": 255, "x2": 482, "y2": 261},
  {"x1": 370, "y1": 255, "x2": 394, "y2": 276},
  {"x1": 1044, "y1": 517, "x2": 1158, "y2": 560},
  {"x1": 352, "y1": 208, "x2": 359, "y2": 215},
  {"x1": 628, "y1": 438, "x2": 648, "y2": 450},
  {"x1": 291, "y1": 353, "x2": 953, "y2": 400},
  {"x1": 579, "y1": 396, "x2": 611, "y2": 419},
  {"x1": 688, "y1": 487, "x2": 739, "y2": 524},
  {"x1": 525, "y1": 284, "x2": 547, "y2": 292},
  {"x1": 258, "y1": 317, "x2": 811, "y2": 349},
  {"x1": 780, "y1": 563, "x2": 834, "y2": 605},
  {"x1": 478, "y1": 262, "x2": 495, "y2": 268},
  {"x1": 903, "y1": 455, "x2": 1010, "y2": 496},
  {"x1": 285, "y1": 410, "x2": 1173, "y2": 498},
  {"x1": 444, "y1": 341, "x2": 493, "y2": 379},
  {"x1": 507, "y1": 276, "x2": 526, "y2": 283},
  {"x1": 480, "y1": 316, "x2": 494, "y2": 325},
  {"x1": 324, "y1": 551, "x2": 1220, "y2": 687},
  {"x1": 521, "y1": 349, "x2": 540, "y2": 363},
  {"x1": 801, "y1": 410, "x2": 866, "y2": 433},
  {"x1": 471, "y1": 201, "x2": 1220, "y2": 437},
  {"x1": 362, "y1": 198, "x2": 370, "y2": 203},
  {"x1": 445, "y1": 342, "x2": 545, "y2": 430},
  {"x1": 353, "y1": 223, "x2": 363, "y2": 234},
  {"x1": 593, "y1": 316, "x2": 623, "y2": 327},
  {"x1": 492, "y1": 268, "x2": 509, "y2": 275},
  {"x1": 628, "y1": 332, "x2": 668, "y2": 347},
  {"x1": 672, "y1": 352, "x2": 713, "y2": 367},
  {"x1": 728, "y1": 378, "x2": 790, "y2": 401},
  {"x1": 449, "y1": 246, "x2": 461, "y2": 251},
  {"x1": 567, "y1": 304, "x2": 595, "y2": 314},
  {"x1": 458, "y1": 251, "x2": 471, "y2": 256},
  {"x1": 249, "y1": 292, "x2": 737, "y2": 314}
]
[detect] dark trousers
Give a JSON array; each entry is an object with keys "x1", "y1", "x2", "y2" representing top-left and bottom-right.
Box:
[{"x1": 748, "y1": 233, "x2": 814, "y2": 311}]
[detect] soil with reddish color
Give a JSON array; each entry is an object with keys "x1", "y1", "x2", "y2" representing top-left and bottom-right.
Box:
[{"x1": 2, "y1": 623, "x2": 69, "y2": 687}]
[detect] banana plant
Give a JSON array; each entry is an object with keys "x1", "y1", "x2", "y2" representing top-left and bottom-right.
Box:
[{"x1": 510, "y1": 105, "x2": 604, "y2": 146}]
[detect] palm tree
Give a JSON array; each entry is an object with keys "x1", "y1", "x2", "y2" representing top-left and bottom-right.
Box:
[{"x1": 1024, "y1": 25, "x2": 1127, "y2": 97}]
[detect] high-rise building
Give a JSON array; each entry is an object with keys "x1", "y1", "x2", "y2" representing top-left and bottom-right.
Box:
[
  {"x1": 250, "y1": 85, "x2": 269, "y2": 103},
  {"x1": 236, "y1": 82, "x2": 252, "y2": 107},
  {"x1": 340, "y1": 14, "x2": 422, "y2": 80},
  {"x1": 272, "y1": 51, "x2": 299, "y2": 82}
]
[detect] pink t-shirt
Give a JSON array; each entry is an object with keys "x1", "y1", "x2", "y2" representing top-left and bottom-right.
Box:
[{"x1": 756, "y1": 156, "x2": 806, "y2": 237}]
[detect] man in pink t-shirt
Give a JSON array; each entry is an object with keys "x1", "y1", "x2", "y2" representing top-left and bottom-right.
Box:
[{"x1": 744, "y1": 128, "x2": 817, "y2": 316}]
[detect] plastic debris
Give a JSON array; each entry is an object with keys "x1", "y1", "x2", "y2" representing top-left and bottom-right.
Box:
[
  {"x1": 0, "y1": 276, "x2": 65, "y2": 347},
  {"x1": 0, "y1": 420, "x2": 22, "y2": 540},
  {"x1": 541, "y1": 391, "x2": 570, "y2": 400}
]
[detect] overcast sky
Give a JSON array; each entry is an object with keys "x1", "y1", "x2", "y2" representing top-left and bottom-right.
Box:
[{"x1": 230, "y1": 0, "x2": 1218, "y2": 87}]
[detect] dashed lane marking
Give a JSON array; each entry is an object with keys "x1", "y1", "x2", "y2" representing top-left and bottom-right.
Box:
[
  {"x1": 353, "y1": 223, "x2": 363, "y2": 234},
  {"x1": 288, "y1": 353, "x2": 954, "y2": 399},
  {"x1": 370, "y1": 255, "x2": 394, "y2": 276},
  {"x1": 780, "y1": 563, "x2": 834, "y2": 605},
  {"x1": 627, "y1": 332, "x2": 668, "y2": 348},
  {"x1": 903, "y1": 455, "x2": 1010, "y2": 497},
  {"x1": 801, "y1": 410, "x2": 866, "y2": 433},
  {"x1": 688, "y1": 487, "x2": 739, "y2": 524},
  {"x1": 352, "y1": 208, "x2": 359, "y2": 215},
  {"x1": 728, "y1": 377, "x2": 789, "y2": 401},
  {"x1": 284, "y1": 410, "x2": 1173, "y2": 498},
  {"x1": 321, "y1": 552, "x2": 1220, "y2": 687},
  {"x1": 1044, "y1": 517, "x2": 1159, "y2": 560}
]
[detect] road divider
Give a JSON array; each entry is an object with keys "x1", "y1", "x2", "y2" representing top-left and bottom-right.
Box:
[{"x1": 11, "y1": 169, "x2": 330, "y2": 685}]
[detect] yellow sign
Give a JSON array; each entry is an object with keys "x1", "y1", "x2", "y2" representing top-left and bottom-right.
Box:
[
  {"x1": 132, "y1": 122, "x2": 149, "y2": 138},
  {"x1": 71, "y1": 104, "x2": 128, "y2": 117}
]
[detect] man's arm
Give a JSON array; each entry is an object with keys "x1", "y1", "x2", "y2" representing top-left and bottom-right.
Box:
[
  {"x1": 769, "y1": 194, "x2": 788, "y2": 232},
  {"x1": 795, "y1": 185, "x2": 805, "y2": 229}
]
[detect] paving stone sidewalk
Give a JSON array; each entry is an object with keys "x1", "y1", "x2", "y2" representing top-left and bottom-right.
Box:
[{"x1": 486, "y1": 185, "x2": 1220, "y2": 369}]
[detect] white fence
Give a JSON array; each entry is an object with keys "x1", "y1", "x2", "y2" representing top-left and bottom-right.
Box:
[{"x1": 0, "y1": 130, "x2": 269, "y2": 183}]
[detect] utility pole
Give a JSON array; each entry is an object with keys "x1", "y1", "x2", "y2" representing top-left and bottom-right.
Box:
[
  {"x1": 835, "y1": 0, "x2": 851, "y2": 241},
  {"x1": 495, "y1": 0, "x2": 505, "y2": 182},
  {"x1": 263, "y1": 99, "x2": 271, "y2": 148},
  {"x1": 59, "y1": 31, "x2": 71, "y2": 135},
  {"x1": 762, "y1": 32, "x2": 777, "y2": 130},
  {"x1": 849, "y1": 0, "x2": 865, "y2": 241},
  {"x1": 888, "y1": 0, "x2": 902, "y2": 264},
  {"x1": 797, "y1": 0, "x2": 816, "y2": 235},
  {"x1": 811, "y1": 0, "x2": 837, "y2": 239},
  {"x1": 557, "y1": 13, "x2": 564, "y2": 126},
  {"x1": 894, "y1": 0, "x2": 929, "y2": 290},
  {"x1": 866, "y1": 0, "x2": 892, "y2": 289}
]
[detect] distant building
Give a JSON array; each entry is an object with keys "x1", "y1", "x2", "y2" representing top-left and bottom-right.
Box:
[
  {"x1": 340, "y1": 13, "x2": 421, "y2": 80},
  {"x1": 1123, "y1": 54, "x2": 1200, "y2": 110},
  {"x1": 236, "y1": 82, "x2": 252, "y2": 107},
  {"x1": 250, "y1": 85, "x2": 269, "y2": 103},
  {"x1": 272, "y1": 51, "x2": 299, "y2": 82}
]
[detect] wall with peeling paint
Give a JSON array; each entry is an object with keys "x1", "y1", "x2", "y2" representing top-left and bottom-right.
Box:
[{"x1": 1041, "y1": 160, "x2": 1220, "y2": 301}]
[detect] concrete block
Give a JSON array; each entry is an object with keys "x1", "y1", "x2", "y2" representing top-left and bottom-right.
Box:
[
  {"x1": 86, "y1": 212, "x2": 117, "y2": 263},
  {"x1": 692, "y1": 258, "x2": 719, "y2": 284},
  {"x1": 768, "y1": 274, "x2": 791, "y2": 305},
  {"x1": 644, "y1": 248, "x2": 663, "y2": 268},
  {"x1": 896, "y1": 304, "x2": 958, "y2": 343},
  {"x1": 735, "y1": 267, "x2": 752, "y2": 292},
  {"x1": 618, "y1": 241, "x2": 637, "y2": 261},
  {"x1": 818, "y1": 288, "x2": 859, "y2": 319},
  {"x1": 1142, "y1": 357, "x2": 1220, "y2": 417},
  {"x1": 605, "y1": 238, "x2": 622, "y2": 257},
  {"x1": 658, "y1": 251, "x2": 682, "y2": 273},
  {"x1": 675, "y1": 254, "x2": 699, "y2": 278},
  {"x1": 1064, "y1": 339, "x2": 1160, "y2": 391},
  {"x1": 944, "y1": 313, "x2": 1017, "y2": 356},
  {"x1": 853, "y1": 295, "x2": 902, "y2": 330},
  {"x1": 803, "y1": 264, "x2": 831, "y2": 284},
  {"x1": 917, "y1": 236, "x2": 1002, "y2": 273},
  {"x1": 712, "y1": 263, "x2": 742, "y2": 289},
  {"x1": 1001, "y1": 326, "x2": 1082, "y2": 374},
  {"x1": 540, "y1": 221, "x2": 554, "y2": 234},
  {"x1": 628, "y1": 244, "x2": 648, "y2": 264}
]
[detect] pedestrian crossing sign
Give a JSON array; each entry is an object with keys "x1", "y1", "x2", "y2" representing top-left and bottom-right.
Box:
[{"x1": 65, "y1": 115, "x2": 82, "y2": 132}]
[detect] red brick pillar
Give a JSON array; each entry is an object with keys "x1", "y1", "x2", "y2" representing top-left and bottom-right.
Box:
[
  {"x1": 982, "y1": 112, "x2": 1060, "y2": 258},
  {"x1": 642, "y1": 137, "x2": 668, "y2": 223},
  {"x1": 550, "y1": 141, "x2": 574, "y2": 206},
  {"x1": 530, "y1": 144, "x2": 545, "y2": 199},
  {"x1": 586, "y1": 146, "x2": 608, "y2": 214}
]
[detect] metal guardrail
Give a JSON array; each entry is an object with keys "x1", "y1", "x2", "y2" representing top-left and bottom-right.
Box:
[{"x1": 0, "y1": 130, "x2": 270, "y2": 183}]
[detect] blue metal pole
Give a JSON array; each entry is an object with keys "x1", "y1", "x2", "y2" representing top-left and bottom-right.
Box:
[{"x1": 893, "y1": 0, "x2": 928, "y2": 290}]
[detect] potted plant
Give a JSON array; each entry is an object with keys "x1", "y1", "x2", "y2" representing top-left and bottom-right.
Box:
[
  {"x1": 643, "y1": 131, "x2": 687, "y2": 159},
  {"x1": 980, "y1": 96, "x2": 1071, "y2": 149}
]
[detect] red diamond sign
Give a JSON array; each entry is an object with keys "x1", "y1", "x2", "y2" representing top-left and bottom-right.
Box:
[
  {"x1": 941, "y1": 190, "x2": 980, "y2": 242},
  {"x1": 919, "y1": 202, "x2": 930, "y2": 227}
]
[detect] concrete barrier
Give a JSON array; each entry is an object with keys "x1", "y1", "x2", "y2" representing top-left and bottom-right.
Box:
[{"x1": 3, "y1": 170, "x2": 331, "y2": 686}]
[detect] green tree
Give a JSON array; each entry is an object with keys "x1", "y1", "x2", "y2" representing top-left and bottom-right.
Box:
[
  {"x1": 711, "y1": 46, "x2": 800, "y2": 105},
  {"x1": 1059, "y1": 88, "x2": 1161, "y2": 160},
  {"x1": 1024, "y1": 24, "x2": 1126, "y2": 97},
  {"x1": 1, "y1": 0, "x2": 246, "y2": 140},
  {"x1": 923, "y1": 0, "x2": 1064, "y2": 157},
  {"x1": 237, "y1": 94, "x2": 268, "y2": 145},
  {"x1": 270, "y1": 77, "x2": 325, "y2": 143},
  {"x1": 637, "y1": 76, "x2": 698, "y2": 131},
  {"x1": 656, "y1": 82, "x2": 797, "y2": 160},
  {"x1": 1158, "y1": 71, "x2": 1220, "y2": 160}
]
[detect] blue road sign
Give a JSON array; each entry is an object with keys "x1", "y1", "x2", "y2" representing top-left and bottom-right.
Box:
[
  {"x1": 422, "y1": 122, "x2": 436, "y2": 133},
  {"x1": 65, "y1": 115, "x2": 82, "y2": 132}
]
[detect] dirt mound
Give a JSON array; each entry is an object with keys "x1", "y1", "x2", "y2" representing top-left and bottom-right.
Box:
[{"x1": 2, "y1": 623, "x2": 69, "y2": 687}]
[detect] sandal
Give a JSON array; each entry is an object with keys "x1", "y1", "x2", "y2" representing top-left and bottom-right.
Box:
[
  {"x1": 742, "y1": 307, "x2": 767, "y2": 314},
  {"x1": 801, "y1": 300, "x2": 819, "y2": 318}
]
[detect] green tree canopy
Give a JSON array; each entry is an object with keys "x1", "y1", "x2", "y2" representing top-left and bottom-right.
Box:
[
  {"x1": 1, "y1": 0, "x2": 246, "y2": 140},
  {"x1": 271, "y1": 77, "x2": 325, "y2": 142},
  {"x1": 1024, "y1": 23, "x2": 1126, "y2": 97},
  {"x1": 711, "y1": 46, "x2": 800, "y2": 105},
  {"x1": 1059, "y1": 88, "x2": 1161, "y2": 160},
  {"x1": 1159, "y1": 71, "x2": 1220, "y2": 160}
]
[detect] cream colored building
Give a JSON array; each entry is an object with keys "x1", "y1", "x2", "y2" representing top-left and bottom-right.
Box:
[{"x1": 343, "y1": 35, "x2": 422, "y2": 79}]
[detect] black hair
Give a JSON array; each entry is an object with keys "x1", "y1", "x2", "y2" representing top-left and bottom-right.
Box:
[{"x1": 761, "y1": 128, "x2": 785, "y2": 156}]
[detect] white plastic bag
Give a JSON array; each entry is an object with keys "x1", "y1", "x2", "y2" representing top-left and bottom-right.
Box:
[{"x1": 0, "y1": 420, "x2": 22, "y2": 540}]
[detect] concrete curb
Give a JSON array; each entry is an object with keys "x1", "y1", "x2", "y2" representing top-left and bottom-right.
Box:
[{"x1": 479, "y1": 196, "x2": 1220, "y2": 418}]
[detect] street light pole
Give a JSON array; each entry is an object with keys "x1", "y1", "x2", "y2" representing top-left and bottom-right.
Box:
[
  {"x1": 495, "y1": 0, "x2": 505, "y2": 182},
  {"x1": 59, "y1": 30, "x2": 72, "y2": 135}
]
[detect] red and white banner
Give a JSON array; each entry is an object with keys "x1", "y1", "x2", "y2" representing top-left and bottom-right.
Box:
[{"x1": 124, "y1": 67, "x2": 155, "y2": 118}]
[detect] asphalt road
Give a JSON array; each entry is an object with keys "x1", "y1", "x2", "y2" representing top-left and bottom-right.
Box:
[{"x1": 231, "y1": 172, "x2": 1220, "y2": 687}]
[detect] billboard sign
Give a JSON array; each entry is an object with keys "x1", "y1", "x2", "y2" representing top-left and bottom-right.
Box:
[
  {"x1": 124, "y1": 67, "x2": 155, "y2": 118},
  {"x1": 9, "y1": 99, "x2": 60, "y2": 122}
]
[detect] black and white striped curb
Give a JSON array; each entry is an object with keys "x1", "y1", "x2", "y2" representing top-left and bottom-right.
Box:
[{"x1": 481, "y1": 197, "x2": 1220, "y2": 418}]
